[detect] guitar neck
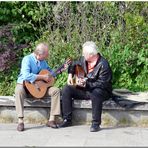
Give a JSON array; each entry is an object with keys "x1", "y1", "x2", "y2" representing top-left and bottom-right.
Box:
[
  {"x1": 51, "y1": 58, "x2": 71, "y2": 77},
  {"x1": 54, "y1": 64, "x2": 65, "y2": 76}
]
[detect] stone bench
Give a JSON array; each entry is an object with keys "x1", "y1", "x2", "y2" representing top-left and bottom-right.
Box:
[{"x1": 0, "y1": 90, "x2": 148, "y2": 127}]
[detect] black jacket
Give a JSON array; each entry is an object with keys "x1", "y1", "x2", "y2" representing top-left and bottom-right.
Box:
[{"x1": 68, "y1": 53, "x2": 112, "y2": 96}]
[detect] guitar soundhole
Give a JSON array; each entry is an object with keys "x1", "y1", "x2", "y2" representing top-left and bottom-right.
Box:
[
  {"x1": 34, "y1": 83, "x2": 40, "y2": 91},
  {"x1": 37, "y1": 87, "x2": 41, "y2": 91}
]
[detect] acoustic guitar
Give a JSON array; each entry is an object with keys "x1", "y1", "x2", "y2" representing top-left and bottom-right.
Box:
[
  {"x1": 25, "y1": 58, "x2": 71, "y2": 99},
  {"x1": 73, "y1": 65, "x2": 88, "y2": 87}
]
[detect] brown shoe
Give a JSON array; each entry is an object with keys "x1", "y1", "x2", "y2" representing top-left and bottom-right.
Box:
[
  {"x1": 17, "y1": 123, "x2": 24, "y2": 132},
  {"x1": 46, "y1": 121, "x2": 58, "y2": 128}
]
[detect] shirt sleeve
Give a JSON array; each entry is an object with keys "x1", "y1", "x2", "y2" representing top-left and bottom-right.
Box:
[
  {"x1": 44, "y1": 62, "x2": 56, "y2": 77},
  {"x1": 21, "y1": 57, "x2": 37, "y2": 83}
]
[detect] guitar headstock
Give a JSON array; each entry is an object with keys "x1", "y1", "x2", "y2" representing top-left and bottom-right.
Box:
[
  {"x1": 55, "y1": 58, "x2": 72, "y2": 75},
  {"x1": 63, "y1": 58, "x2": 72, "y2": 70},
  {"x1": 65, "y1": 58, "x2": 72, "y2": 66}
]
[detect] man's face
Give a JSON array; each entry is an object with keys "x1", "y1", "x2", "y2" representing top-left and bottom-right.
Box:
[
  {"x1": 83, "y1": 47, "x2": 94, "y2": 62},
  {"x1": 84, "y1": 54, "x2": 94, "y2": 62},
  {"x1": 37, "y1": 48, "x2": 49, "y2": 61},
  {"x1": 83, "y1": 49, "x2": 94, "y2": 62}
]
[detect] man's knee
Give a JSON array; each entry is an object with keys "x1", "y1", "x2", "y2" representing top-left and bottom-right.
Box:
[
  {"x1": 62, "y1": 85, "x2": 73, "y2": 94},
  {"x1": 15, "y1": 85, "x2": 26, "y2": 97},
  {"x1": 48, "y1": 87, "x2": 60, "y2": 96},
  {"x1": 91, "y1": 94, "x2": 104, "y2": 104}
]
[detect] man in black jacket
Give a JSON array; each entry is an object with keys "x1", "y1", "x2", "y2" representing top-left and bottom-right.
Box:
[{"x1": 58, "y1": 41, "x2": 112, "y2": 132}]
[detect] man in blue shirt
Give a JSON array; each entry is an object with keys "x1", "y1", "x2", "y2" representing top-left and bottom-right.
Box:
[{"x1": 15, "y1": 43, "x2": 61, "y2": 131}]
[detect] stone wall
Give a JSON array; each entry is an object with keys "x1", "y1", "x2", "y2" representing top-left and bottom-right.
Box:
[{"x1": 0, "y1": 95, "x2": 148, "y2": 127}]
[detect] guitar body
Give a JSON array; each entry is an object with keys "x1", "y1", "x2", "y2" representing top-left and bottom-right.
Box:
[
  {"x1": 73, "y1": 65, "x2": 86, "y2": 87},
  {"x1": 24, "y1": 58, "x2": 71, "y2": 99},
  {"x1": 25, "y1": 70, "x2": 55, "y2": 99}
]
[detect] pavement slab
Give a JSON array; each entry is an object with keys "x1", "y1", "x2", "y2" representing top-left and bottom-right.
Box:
[{"x1": 0, "y1": 123, "x2": 148, "y2": 147}]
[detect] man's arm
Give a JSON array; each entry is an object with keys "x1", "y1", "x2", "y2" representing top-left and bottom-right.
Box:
[
  {"x1": 21, "y1": 57, "x2": 37, "y2": 83},
  {"x1": 21, "y1": 57, "x2": 50, "y2": 83}
]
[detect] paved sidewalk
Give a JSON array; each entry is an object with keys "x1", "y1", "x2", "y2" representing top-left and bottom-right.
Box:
[{"x1": 0, "y1": 123, "x2": 148, "y2": 147}]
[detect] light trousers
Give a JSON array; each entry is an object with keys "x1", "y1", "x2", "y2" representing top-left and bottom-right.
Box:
[{"x1": 15, "y1": 84, "x2": 61, "y2": 118}]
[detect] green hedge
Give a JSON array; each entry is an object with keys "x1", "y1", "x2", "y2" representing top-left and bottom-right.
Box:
[{"x1": 0, "y1": 2, "x2": 147, "y2": 95}]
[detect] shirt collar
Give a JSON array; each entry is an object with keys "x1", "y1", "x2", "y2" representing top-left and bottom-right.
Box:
[{"x1": 31, "y1": 53, "x2": 39, "y2": 64}]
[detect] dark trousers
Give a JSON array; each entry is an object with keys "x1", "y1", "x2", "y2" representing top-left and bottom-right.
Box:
[{"x1": 61, "y1": 85, "x2": 110, "y2": 125}]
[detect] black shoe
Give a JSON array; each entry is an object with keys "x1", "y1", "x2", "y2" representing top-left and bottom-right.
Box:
[
  {"x1": 57, "y1": 119, "x2": 72, "y2": 128},
  {"x1": 90, "y1": 122, "x2": 100, "y2": 132}
]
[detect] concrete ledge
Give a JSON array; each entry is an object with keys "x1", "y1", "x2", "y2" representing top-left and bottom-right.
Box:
[{"x1": 0, "y1": 94, "x2": 148, "y2": 127}]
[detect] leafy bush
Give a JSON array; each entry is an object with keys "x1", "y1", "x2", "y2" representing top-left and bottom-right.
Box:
[{"x1": 0, "y1": 1, "x2": 147, "y2": 95}]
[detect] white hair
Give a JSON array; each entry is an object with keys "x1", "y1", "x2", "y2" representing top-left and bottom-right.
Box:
[
  {"x1": 34, "y1": 43, "x2": 49, "y2": 55},
  {"x1": 82, "y1": 41, "x2": 98, "y2": 56}
]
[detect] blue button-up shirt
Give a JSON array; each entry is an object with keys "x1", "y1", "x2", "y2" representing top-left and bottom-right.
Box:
[{"x1": 17, "y1": 53, "x2": 54, "y2": 84}]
